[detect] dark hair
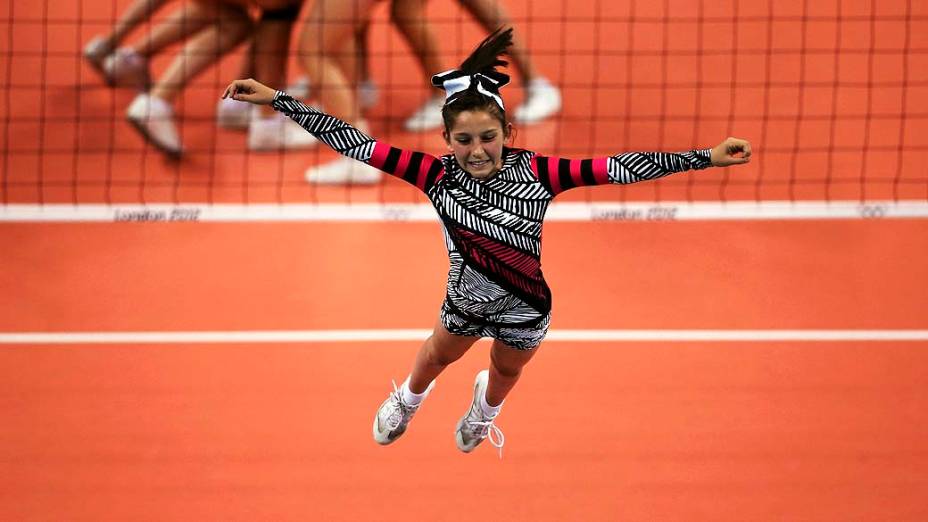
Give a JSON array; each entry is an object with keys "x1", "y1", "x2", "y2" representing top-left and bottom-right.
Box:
[
  {"x1": 441, "y1": 27, "x2": 513, "y2": 133},
  {"x1": 441, "y1": 91, "x2": 508, "y2": 135}
]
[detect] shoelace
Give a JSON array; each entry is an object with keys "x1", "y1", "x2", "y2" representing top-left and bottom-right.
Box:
[
  {"x1": 384, "y1": 379, "x2": 411, "y2": 430},
  {"x1": 467, "y1": 416, "x2": 505, "y2": 459}
]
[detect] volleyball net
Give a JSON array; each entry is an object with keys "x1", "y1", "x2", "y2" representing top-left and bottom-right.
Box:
[{"x1": 1, "y1": 0, "x2": 926, "y2": 221}]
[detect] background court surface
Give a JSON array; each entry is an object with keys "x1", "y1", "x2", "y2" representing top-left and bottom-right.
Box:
[{"x1": 2, "y1": 219, "x2": 927, "y2": 521}]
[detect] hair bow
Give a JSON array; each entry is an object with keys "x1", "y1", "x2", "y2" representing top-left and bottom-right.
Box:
[{"x1": 430, "y1": 69, "x2": 511, "y2": 110}]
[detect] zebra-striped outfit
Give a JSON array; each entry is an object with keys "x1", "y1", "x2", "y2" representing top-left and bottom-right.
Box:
[{"x1": 272, "y1": 92, "x2": 714, "y2": 349}]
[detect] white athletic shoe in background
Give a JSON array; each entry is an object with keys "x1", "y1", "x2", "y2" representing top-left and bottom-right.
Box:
[
  {"x1": 216, "y1": 97, "x2": 251, "y2": 130},
  {"x1": 455, "y1": 369, "x2": 505, "y2": 458},
  {"x1": 357, "y1": 79, "x2": 380, "y2": 109},
  {"x1": 126, "y1": 93, "x2": 181, "y2": 157},
  {"x1": 304, "y1": 155, "x2": 382, "y2": 185},
  {"x1": 286, "y1": 76, "x2": 310, "y2": 99},
  {"x1": 373, "y1": 379, "x2": 435, "y2": 445},
  {"x1": 285, "y1": 76, "x2": 378, "y2": 109},
  {"x1": 102, "y1": 47, "x2": 150, "y2": 90},
  {"x1": 513, "y1": 77, "x2": 562, "y2": 124},
  {"x1": 247, "y1": 110, "x2": 318, "y2": 151},
  {"x1": 403, "y1": 96, "x2": 444, "y2": 132},
  {"x1": 83, "y1": 35, "x2": 113, "y2": 79}
]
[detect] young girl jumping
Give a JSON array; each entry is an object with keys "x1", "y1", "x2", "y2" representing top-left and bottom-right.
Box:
[{"x1": 222, "y1": 28, "x2": 752, "y2": 457}]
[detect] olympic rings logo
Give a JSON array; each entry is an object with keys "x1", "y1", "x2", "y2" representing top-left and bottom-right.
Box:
[{"x1": 858, "y1": 205, "x2": 888, "y2": 219}]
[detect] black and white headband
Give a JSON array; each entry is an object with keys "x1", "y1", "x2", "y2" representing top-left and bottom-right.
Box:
[{"x1": 430, "y1": 69, "x2": 511, "y2": 111}]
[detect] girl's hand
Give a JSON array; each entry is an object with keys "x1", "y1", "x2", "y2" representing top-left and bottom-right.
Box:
[
  {"x1": 221, "y1": 78, "x2": 277, "y2": 105},
  {"x1": 711, "y1": 137, "x2": 752, "y2": 167}
]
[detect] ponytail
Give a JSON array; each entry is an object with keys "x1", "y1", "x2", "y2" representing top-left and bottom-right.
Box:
[
  {"x1": 459, "y1": 27, "x2": 513, "y2": 76},
  {"x1": 431, "y1": 27, "x2": 515, "y2": 132}
]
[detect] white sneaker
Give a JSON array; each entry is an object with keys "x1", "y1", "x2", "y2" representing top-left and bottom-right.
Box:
[
  {"x1": 216, "y1": 97, "x2": 251, "y2": 130},
  {"x1": 513, "y1": 77, "x2": 561, "y2": 124},
  {"x1": 455, "y1": 369, "x2": 505, "y2": 458},
  {"x1": 286, "y1": 76, "x2": 310, "y2": 99},
  {"x1": 373, "y1": 379, "x2": 435, "y2": 445},
  {"x1": 403, "y1": 96, "x2": 445, "y2": 132},
  {"x1": 304, "y1": 155, "x2": 382, "y2": 184},
  {"x1": 357, "y1": 79, "x2": 379, "y2": 109},
  {"x1": 247, "y1": 111, "x2": 318, "y2": 150},
  {"x1": 102, "y1": 47, "x2": 150, "y2": 90},
  {"x1": 284, "y1": 76, "x2": 380, "y2": 109},
  {"x1": 126, "y1": 94, "x2": 181, "y2": 157},
  {"x1": 286, "y1": 76, "x2": 378, "y2": 109},
  {"x1": 83, "y1": 35, "x2": 113, "y2": 79}
]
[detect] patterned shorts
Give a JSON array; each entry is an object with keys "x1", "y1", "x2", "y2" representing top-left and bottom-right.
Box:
[{"x1": 440, "y1": 299, "x2": 551, "y2": 351}]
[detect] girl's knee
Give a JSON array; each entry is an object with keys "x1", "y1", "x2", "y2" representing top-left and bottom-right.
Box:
[
  {"x1": 491, "y1": 362, "x2": 522, "y2": 380},
  {"x1": 425, "y1": 336, "x2": 467, "y2": 367},
  {"x1": 490, "y1": 333, "x2": 540, "y2": 373},
  {"x1": 490, "y1": 345, "x2": 532, "y2": 378}
]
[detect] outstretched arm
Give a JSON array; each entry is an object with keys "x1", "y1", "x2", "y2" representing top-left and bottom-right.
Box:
[
  {"x1": 221, "y1": 78, "x2": 446, "y2": 192},
  {"x1": 531, "y1": 138, "x2": 752, "y2": 196}
]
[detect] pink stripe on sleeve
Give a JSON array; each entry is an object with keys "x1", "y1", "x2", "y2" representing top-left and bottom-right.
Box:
[
  {"x1": 547, "y1": 157, "x2": 562, "y2": 194},
  {"x1": 415, "y1": 155, "x2": 433, "y2": 190},
  {"x1": 369, "y1": 142, "x2": 391, "y2": 169},
  {"x1": 569, "y1": 159, "x2": 584, "y2": 187},
  {"x1": 394, "y1": 149, "x2": 412, "y2": 177}
]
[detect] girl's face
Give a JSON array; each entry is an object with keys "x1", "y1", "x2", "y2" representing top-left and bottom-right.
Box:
[{"x1": 444, "y1": 110, "x2": 510, "y2": 180}]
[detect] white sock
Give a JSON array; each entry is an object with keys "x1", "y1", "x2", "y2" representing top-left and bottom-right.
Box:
[
  {"x1": 479, "y1": 391, "x2": 503, "y2": 418},
  {"x1": 401, "y1": 376, "x2": 429, "y2": 406}
]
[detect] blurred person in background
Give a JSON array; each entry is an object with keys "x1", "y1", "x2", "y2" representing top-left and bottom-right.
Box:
[
  {"x1": 84, "y1": 0, "x2": 314, "y2": 157},
  {"x1": 289, "y1": 0, "x2": 561, "y2": 184},
  {"x1": 392, "y1": 0, "x2": 561, "y2": 131},
  {"x1": 290, "y1": 0, "x2": 386, "y2": 184}
]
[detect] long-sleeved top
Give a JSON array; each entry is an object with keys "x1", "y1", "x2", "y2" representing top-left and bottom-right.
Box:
[{"x1": 272, "y1": 91, "x2": 713, "y2": 324}]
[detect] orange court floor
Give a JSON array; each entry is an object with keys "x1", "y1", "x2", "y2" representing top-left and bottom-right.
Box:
[{"x1": 1, "y1": 219, "x2": 927, "y2": 521}]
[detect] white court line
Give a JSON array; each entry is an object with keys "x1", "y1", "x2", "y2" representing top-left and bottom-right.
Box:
[
  {"x1": 1, "y1": 329, "x2": 927, "y2": 344},
  {"x1": 1, "y1": 200, "x2": 927, "y2": 222}
]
